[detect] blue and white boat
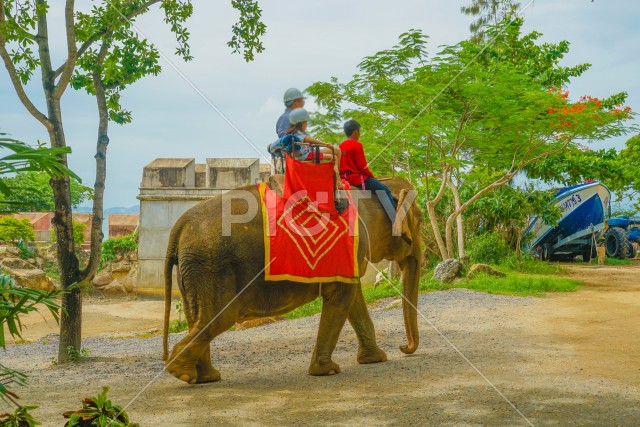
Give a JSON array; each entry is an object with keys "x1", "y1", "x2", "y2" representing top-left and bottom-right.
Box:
[{"x1": 523, "y1": 181, "x2": 611, "y2": 261}]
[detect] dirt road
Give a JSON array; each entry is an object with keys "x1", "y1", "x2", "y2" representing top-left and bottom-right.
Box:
[{"x1": 3, "y1": 263, "x2": 639, "y2": 426}]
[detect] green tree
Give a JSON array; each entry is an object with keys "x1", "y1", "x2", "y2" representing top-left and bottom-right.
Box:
[
  {"x1": 0, "y1": 217, "x2": 35, "y2": 243},
  {"x1": 0, "y1": 171, "x2": 93, "y2": 211},
  {"x1": 617, "y1": 133, "x2": 640, "y2": 211},
  {"x1": 461, "y1": 0, "x2": 520, "y2": 39},
  {"x1": 308, "y1": 19, "x2": 634, "y2": 260},
  {"x1": 0, "y1": 0, "x2": 265, "y2": 362}
]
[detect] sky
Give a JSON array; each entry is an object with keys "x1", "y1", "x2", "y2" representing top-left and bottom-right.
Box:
[{"x1": 1, "y1": 0, "x2": 639, "y2": 209}]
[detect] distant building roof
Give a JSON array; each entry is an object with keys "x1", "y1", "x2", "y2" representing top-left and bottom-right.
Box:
[
  {"x1": 13, "y1": 212, "x2": 52, "y2": 223},
  {"x1": 108, "y1": 214, "x2": 139, "y2": 227}
]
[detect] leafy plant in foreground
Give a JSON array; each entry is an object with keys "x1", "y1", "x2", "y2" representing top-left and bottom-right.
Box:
[
  {"x1": 0, "y1": 273, "x2": 61, "y2": 423},
  {"x1": 0, "y1": 405, "x2": 41, "y2": 427},
  {"x1": 63, "y1": 387, "x2": 139, "y2": 427}
]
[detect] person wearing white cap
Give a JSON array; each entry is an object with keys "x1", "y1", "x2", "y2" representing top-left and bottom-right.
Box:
[{"x1": 276, "y1": 88, "x2": 305, "y2": 138}]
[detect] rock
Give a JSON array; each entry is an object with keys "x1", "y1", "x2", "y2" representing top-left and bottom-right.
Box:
[
  {"x1": 1, "y1": 257, "x2": 35, "y2": 270},
  {"x1": 110, "y1": 261, "x2": 131, "y2": 273},
  {"x1": 37, "y1": 243, "x2": 58, "y2": 263},
  {"x1": 4, "y1": 246, "x2": 20, "y2": 256},
  {"x1": 235, "y1": 317, "x2": 278, "y2": 330},
  {"x1": 92, "y1": 270, "x2": 114, "y2": 288},
  {"x1": 384, "y1": 298, "x2": 403, "y2": 310},
  {"x1": 34, "y1": 257, "x2": 45, "y2": 268},
  {"x1": 467, "y1": 263, "x2": 506, "y2": 279},
  {"x1": 122, "y1": 264, "x2": 137, "y2": 293},
  {"x1": 10, "y1": 269, "x2": 57, "y2": 292},
  {"x1": 101, "y1": 279, "x2": 127, "y2": 296},
  {"x1": 374, "y1": 268, "x2": 389, "y2": 288},
  {"x1": 126, "y1": 252, "x2": 138, "y2": 262},
  {"x1": 432, "y1": 259, "x2": 464, "y2": 283}
]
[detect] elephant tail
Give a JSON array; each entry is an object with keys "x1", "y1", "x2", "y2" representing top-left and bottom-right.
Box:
[{"x1": 162, "y1": 247, "x2": 177, "y2": 361}]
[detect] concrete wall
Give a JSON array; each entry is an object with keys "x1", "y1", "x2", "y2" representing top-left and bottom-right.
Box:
[{"x1": 137, "y1": 158, "x2": 265, "y2": 291}]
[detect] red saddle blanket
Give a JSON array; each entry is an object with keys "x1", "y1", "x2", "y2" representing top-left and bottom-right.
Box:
[{"x1": 258, "y1": 156, "x2": 359, "y2": 283}]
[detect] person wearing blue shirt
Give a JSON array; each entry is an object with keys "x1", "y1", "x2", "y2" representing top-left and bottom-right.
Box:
[{"x1": 276, "y1": 88, "x2": 305, "y2": 137}]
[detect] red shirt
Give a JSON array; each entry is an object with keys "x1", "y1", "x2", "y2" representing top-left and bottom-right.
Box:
[{"x1": 339, "y1": 139, "x2": 374, "y2": 187}]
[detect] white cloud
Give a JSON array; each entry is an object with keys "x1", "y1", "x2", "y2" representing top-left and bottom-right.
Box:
[{"x1": 258, "y1": 96, "x2": 282, "y2": 116}]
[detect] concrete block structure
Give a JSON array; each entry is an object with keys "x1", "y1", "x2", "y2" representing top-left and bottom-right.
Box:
[{"x1": 137, "y1": 158, "x2": 268, "y2": 293}]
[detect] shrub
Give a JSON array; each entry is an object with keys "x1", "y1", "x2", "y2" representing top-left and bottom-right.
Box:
[
  {"x1": 100, "y1": 232, "x2": 138, "y2": 270},
  {"x1": 168, "y1": 319, "x2": 189, "y2": 333},
  {"x1": 466, "y1": 231, "x2": 512, "y2": 265},
  {"x1": 63, "y1": 386, "x2": 139, "y2": 427},
  {"x1": 0, "y1": 405, "x2": 40, "y2": 427},
  {"x1": 0, "y1": 217, "x2": 35, "y2": 243}
]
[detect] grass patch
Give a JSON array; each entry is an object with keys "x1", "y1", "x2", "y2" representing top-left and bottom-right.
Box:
[
  {"x1": 604, "y1": 257, "x2": 633, "y2": 266},
  {"x1": 284, "y1": 298, "x2": 322, "y2": 320},
  {"x1": 168, "y1": 319, "x2": 188, "y2": 333},
  {"x1": 422, "y1": 273, "x2": 581, "y2": 297},
  {"x1": 498, "y1": 255, "x2": 566, "y2": 275}
]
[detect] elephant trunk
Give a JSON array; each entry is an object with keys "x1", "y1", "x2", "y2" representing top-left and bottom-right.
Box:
[{"x1": 399, "y1": 256, "x2": 419, "y2": 354}]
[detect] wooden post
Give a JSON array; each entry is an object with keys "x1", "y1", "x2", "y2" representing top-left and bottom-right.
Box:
[{"x1": 597, "y1": 246, "x2": 605, "y2": 265}]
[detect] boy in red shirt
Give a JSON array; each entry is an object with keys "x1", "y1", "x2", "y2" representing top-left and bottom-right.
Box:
[{"x1": 339, "y1": 120, "x2": 396, "y2": 222}]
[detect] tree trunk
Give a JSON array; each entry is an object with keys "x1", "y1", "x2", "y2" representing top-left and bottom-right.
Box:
[
  {"x1": 47, "y1": 122, "x2": 82, "y2": 363},
  {"x1": 426, "y1": 201, "x2": 448, "y2": 259},
  {"x1": 79, "y1": 68, "x2": 110, "y2": 280},
  {"x1": 448, "y1": 178, "x2": 465, "y2": 259}
]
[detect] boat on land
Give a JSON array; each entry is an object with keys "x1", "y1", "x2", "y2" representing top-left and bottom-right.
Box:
[{"x1": 523, "y1": 181, "x2": 611, "y2": 261}]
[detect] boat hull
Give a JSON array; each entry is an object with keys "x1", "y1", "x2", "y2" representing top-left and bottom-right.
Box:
[{"x1": 524, "y1": 181, "x2": 611, "y2": 254}]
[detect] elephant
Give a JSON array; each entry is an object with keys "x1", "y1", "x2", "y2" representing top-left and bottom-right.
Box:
[{"x1": 162, "y1": 176, "x2": 422, "y2": 384}]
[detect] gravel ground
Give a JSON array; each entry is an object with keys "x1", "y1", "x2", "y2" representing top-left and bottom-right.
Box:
[{"x1": 3, "y1": 270, "x2": 640, "y2": 426}]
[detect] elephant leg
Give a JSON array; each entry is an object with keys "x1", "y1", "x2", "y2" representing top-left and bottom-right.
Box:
[
  {"x1": 195, "y1": 344, "x2": 221, "y2": 383},
  {"x1": 308, "y1": 283, "x2": 357, "y2": 376},
  {"x1": 348, "y1": 283, "x2": 387, "y2": 364},
  {"x1": 166, "y1": 272, "x2": 238, "y2": 384}
]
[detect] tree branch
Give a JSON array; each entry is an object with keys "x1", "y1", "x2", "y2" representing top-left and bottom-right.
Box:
[
  {"x1": 0, "y1": 1, "x2": 52, "y2": 129},
  {"x1": 80, "y1": 39, "x2": 110, "y2": 281},
  {"x1": 53, "y1": 0, "x2": 77, "y2": 99}
]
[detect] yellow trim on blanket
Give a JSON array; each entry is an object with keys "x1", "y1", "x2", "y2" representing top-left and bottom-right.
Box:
[
  {"x1": 258, "y1": 182, "x2": 271, "y2": 277},
  {"x1": 265, "y1": 273, "x2": 360, "y2": 284}
]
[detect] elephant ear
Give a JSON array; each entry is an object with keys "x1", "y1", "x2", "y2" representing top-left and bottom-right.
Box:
[{"x1": 392, "y1": 189, "x2": 413, "y2": 245}]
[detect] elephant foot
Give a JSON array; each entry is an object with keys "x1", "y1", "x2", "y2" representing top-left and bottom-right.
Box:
[
  {"x1": 308, "y1": 357, "x2": 341, "y2": 376},
  {"x1": 196, "y1": 364, "x2": 221, "y2": 383},
  {"x1": 167, "y1": 362, "x2": 198, "y2": 384},
  {"x1": 357, "y1": 346, "x2": 388, "y2": 364},
  {"x1": 166, "y1": 350, "x2": 200, "y2": 384}
]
